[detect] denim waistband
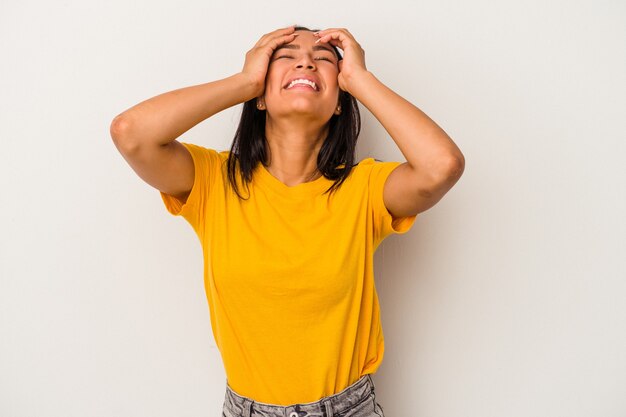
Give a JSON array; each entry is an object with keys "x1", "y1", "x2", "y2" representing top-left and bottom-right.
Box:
[{"x1": 223, "y1": 374, "x2": 376, "y2": 417}]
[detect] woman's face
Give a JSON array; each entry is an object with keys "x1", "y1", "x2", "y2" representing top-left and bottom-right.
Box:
[{"x1": 262, "y1": 30, "x2": 341, "y2": 124}]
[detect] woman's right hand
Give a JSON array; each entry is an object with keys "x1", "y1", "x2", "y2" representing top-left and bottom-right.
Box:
[{"x1": 240, "y1": 25, "x2": 299, "y2": 98}]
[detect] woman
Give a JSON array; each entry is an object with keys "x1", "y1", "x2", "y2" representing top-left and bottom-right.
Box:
[{"x1": 110, "y1": 25, "x2": 464, "y2": 417}]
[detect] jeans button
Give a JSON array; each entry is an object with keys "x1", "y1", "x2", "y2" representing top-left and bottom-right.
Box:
[{"x1": 289, "y1": 413, "x2": 298, "y2": 417}]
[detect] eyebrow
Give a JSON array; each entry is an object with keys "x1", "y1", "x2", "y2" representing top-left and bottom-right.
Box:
[{"x1": 274, "y1": 44, "x2": 337, "y2": 56}]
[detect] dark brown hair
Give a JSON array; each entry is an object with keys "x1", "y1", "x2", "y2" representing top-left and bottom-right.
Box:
[{"x1": 226, "y1": 26, "x2": 361, "y2": 200}]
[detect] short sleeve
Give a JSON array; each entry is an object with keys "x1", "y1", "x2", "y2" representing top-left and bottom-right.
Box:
[
  {"x1": 368, "y1": 160, "x2": 417, "y2": 246},
  {"x1": 160, "y1": 142, "x2": 223, "y2": 235}
]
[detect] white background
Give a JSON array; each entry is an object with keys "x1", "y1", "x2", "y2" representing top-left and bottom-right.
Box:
[{"x1": 1, "y1": 1, "x2": 625, "y2": 416}]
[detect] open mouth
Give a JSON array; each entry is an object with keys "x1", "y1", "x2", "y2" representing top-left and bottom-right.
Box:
[{"x1": 285, "y1": 78, "x2": 318, "y2": 91}]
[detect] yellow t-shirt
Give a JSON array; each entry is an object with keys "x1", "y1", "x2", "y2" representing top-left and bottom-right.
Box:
[{"x1": 161, "y1": 142, "x2": 416, "y2": 405}]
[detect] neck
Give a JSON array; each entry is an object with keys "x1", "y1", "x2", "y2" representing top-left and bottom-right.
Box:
[{"x1": 264, "y1": 117, "x2": 329, "y2": 186}]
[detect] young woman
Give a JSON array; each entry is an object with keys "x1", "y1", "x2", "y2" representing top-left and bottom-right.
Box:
[{"x1": 111, "y1": 25, "x2": 464, "y2": 417}]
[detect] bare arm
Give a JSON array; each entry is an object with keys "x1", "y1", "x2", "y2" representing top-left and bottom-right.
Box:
[
  {"x1": 109, "y1": 74, "x2": 258, "y2": 201},
  {"x1": 315, "y1": 29, "x2": 465, "y2": 217},
  {"x1": 347, "y1": 71, "x2": 465, "y2": 216},
  {"x1": 109, "y1": 26, "x2": 299, "y2": 202}
]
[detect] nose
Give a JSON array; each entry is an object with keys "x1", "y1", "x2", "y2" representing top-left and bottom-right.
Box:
[{"x1": 295, "y1": 54, "x2": 316, "y2": 70}]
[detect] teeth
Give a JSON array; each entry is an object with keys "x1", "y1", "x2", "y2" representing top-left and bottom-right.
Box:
[{"x1": 287, "y1": 79, "x2": 317, "y2": 90}]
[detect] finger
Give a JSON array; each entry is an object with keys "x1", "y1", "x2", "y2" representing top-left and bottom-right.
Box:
[
  {"x1": 255, "y1": 25, "x2": 296, "y2": 47},
  {"x1": 325, "y1": 38, "x2": 345, "y2": 52},
  {"x1": 260, "y1": 27, "x2": 300, "y2": 47},
  {"x1": 315, "y1": 28, "x2": 353, "y2": 41},
  {"x1": 315, "y1": 32, "x2": 349, "y2": 48},
  {"x1": 263, "y1": 32, "x2": 299, "y2": 52},
  {"x1": 314, "y1": 28, "x2": 354, "y2": 40},
  {"x1": 315, "y1": 27, "x2": 351, "y2": 34},
  {"x1": 266, "y1": 25, "x2": 297, "y2": 37},
  {"x1": 256, "y1": 26, "x2": 295, "y2": 47}
]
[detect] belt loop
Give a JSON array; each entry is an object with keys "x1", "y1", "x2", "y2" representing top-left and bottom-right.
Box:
[
  {"x1": 322, "y1": 398, "x2": 334, "y2": 417},
  {"x1": 242, "y1": 398, "x2": 253, "y2": 417}
]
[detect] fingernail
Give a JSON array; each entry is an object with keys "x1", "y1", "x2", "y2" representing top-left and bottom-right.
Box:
[{"x1": 315, "y1": 38, "x2": 322, "y2": 43}]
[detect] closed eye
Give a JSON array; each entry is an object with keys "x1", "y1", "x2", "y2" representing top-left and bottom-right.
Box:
[{"x1": 273, "y1": 55, "x2": 334, "y2": 63}]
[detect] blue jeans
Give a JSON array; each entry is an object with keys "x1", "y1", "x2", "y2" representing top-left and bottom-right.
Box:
[{"x1": 222, "y1": 374, "x2": 386, "y2": 417}]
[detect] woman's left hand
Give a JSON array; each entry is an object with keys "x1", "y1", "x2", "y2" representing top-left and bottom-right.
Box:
[{"x1": 313, "y1": 28, "x2": 368, "y2": 94}]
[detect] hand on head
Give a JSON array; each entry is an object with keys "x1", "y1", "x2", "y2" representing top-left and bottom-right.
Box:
[
  {"x1": 241, "y1": 25, "x2": 299, "y2": 98},
  {"x1": 240, "y1": 26, "x2": 367, "y2": 100},
  {"x1": 312, "y1": 28, "x2": 367, "y2": 93}
]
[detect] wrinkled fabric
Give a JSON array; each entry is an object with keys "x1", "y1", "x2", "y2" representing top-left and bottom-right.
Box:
[
  {"x1": 222, "y1": 374, "x2": 386, "y2": 417},
  {"x1": 160, "y1": 143, "x2": 416, "y2": 405}
]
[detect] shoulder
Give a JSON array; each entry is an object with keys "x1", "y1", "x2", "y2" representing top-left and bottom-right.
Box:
[
  {"x1": 348, "y1": 157, "x2": 377, "y2": 175},
  {"x1": 178, "y1": 142, "x2": 230, "y2": 166},
  {"x1": 180, "y1": 142, "x2": 227, "y2": 157},
  {"x1": 352, "y1": 157, "x2": 402, "y2": 179}
]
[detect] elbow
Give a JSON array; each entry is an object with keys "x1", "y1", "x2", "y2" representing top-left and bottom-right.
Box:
[
  {"x1": 433, "y1": 152, "x2": 465, "y2": 186},
  {"x1": 448, "y1": 152, "x2": 465, "y2": 180},
  {"x1": 406, "y1": 151, "x2": 465, "y2": 204},
  {"x1": 110, "y1": 114, "x2": 140, "y2": 155},
  {"x1": 110, "y1": 114, "x2": 131, "y2": 140},
  {"x1": 408, "y1": 153, "x2": 465, "y2": 202}
]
